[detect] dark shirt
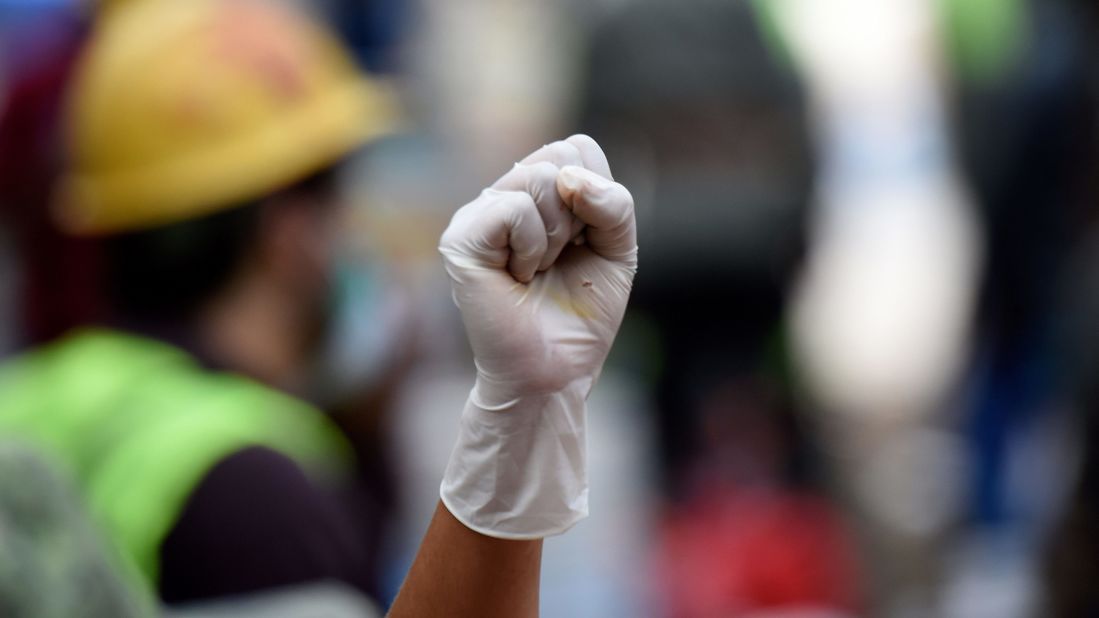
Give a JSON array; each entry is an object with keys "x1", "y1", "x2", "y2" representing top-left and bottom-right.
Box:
[{"x1": 158, "y1": 446, "x2": 375, "y2": 604}]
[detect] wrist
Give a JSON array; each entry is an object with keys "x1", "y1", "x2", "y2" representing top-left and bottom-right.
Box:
[
  {"x1": 440, "y1": 383, "x2": 590, "y2": 539},
  {"x1": 470, "y1": 373, "x2": 592, "y2": 413}
]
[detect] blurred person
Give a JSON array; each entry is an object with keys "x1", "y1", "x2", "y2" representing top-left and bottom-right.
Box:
[
  {"x1": 574, "y1": 2, "x2": 865, "y2": 616},
  {"x1": 576, "y1": 0, "x2": 811, "y2": 502},
  {"x1": 0, "y1": 1, "x2": 639, "y2": 617},
  {"x1": 1040, "y1": 2, "x2": 1099, "y2": 615},
  {"x1": 764, "y1": 0, "x2": 1099, "y2": 614},
  {"x1": 2, "y1": 0, "x2": 402, "y2": 607},
  {"x1": 942, "y1": 0, "x2": 1094, "y2": 557},
  {"x1": 765, "y1": 0, "x2": 983, "y2": 612},
  {"x1": 0, "y1": 5, "x2": 148, "y2": 614},
  {"x1": 933, "y1": 1, "x2": 1099, "y2": 616},
  {"x1": 0, "y1": 1, "x2": 416, "y2": 606}
]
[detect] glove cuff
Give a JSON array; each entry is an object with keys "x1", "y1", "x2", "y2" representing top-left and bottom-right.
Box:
[{"x1": 440, "y1": 383, "x2": 589, "y2": 539}]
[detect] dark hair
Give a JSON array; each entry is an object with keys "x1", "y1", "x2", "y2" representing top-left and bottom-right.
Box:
[
  {"x1": 104, "y1": 201, "x2": 262, "y2": 321},
  {"x1": 104, "y1": 165, "x2": 340, "y2": 322}
]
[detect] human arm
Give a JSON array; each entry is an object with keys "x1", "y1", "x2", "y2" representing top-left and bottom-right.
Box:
[
  {"x1": 387, "y1": 502, "x2": 542, "y2": 618},
  {"x1": 388, "y1": 134, "x2": 637, "y2": 616}
]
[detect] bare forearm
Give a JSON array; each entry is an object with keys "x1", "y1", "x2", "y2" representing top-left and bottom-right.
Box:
[{"x1": 388, "y1": 502, "x2": 543, "y2": 618}]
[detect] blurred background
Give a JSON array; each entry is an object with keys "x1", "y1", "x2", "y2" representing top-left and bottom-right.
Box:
[{"x1": 1, "y1": 0, "x2": 1098, "y2": 616}]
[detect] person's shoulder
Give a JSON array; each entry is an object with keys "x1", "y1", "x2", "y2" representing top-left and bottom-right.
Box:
[
  {"x1": 160, "y1": 446, "x2": 370, "y2": 603},
  {"x1": 192, "y1": 446, "x2": 314, "y2": 497},
  {"x1": 166, "y1": 445, "x2": 344, "y2": 543}
]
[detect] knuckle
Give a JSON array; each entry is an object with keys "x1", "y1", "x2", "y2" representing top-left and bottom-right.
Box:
[
  {"x1": 613, "y1": 182, "x2": 635, "y2": 207},
  {"x1": 547, "y1": 140, "x2": 582, "y2": 166},
  {"x1": 482, "y1": 188, "x2": 517, "y2": 211},
  {"x1": 526, "y1": 160, "x2": 559, "y2": 184},
  {"x1": 438, "y1": 223, "x2": 463, "y2": 251},
  {"x1": 565, "y1": 133, "x2": 599, "y2": 151},
  {"x1": 437, "y1": 235, "x2": 457, "y2": 257},
  {"x1": 479, "y1": 187, "x2": 507, "y2": 204},
  {"x1": 439, "y1": 206, "x2": 469, "y2": 244},
  {"x1": 526, "y1": 162, "x2": 562, "y2": 206},
  {"x1": 496, "y1": 192, "x2": 537, "y2": 226}
]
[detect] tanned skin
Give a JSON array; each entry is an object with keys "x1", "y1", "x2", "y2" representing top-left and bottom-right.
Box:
[{"x1": 388, "y1": 502, "x2": 543, "y2": 618}]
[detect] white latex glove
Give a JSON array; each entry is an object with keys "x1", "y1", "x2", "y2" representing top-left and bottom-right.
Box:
[{"x1": 438, "y1": 135, "x2": 637, "y2": 539}]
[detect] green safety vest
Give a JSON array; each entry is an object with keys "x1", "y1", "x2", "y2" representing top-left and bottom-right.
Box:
[{"x1": 0, "y1": 328, "x2": 352, "y2": 595}]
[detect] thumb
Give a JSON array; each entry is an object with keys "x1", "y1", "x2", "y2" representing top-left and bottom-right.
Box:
[{"x1": 557, "y1": 166, "x2": 637, "y2": 264}]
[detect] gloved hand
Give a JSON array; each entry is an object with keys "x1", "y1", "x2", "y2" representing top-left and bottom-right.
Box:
[{"x1": 438, "y1": 135, "x2": 637, "y2": 539}]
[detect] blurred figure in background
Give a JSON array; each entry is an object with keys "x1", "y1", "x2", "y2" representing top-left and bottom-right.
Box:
[
  {"x1": 0, "y1": 2, "x2": 152, "y2": 614},
  {"x1": 770, "y1": 0, "x2": 1098, "y2": 615},
  {"x1": 770, "y1": 0, "x2": 983, "y2": 614},
  {"x1": 943, "y1": 0, "x2": 1099, "y2": 616},
  {"x1": 575, "y1": 1, "x2": 863, "y2": 616},
  {"x1": 1042, "y1": 1, "x2": 1099, "y2": 616},
  {"x1": 576, "y1": 0, "x2": 1099, "y2": 615},
  {"x1": 0, "y1": 0, "x2": 399, "y2": 611},
  {"x1": 578, "y1": 0, "x2": 812, "y2": 497}
]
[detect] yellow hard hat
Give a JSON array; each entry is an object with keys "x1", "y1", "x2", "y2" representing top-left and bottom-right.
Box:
[{"x1": 54, "y1": 0, "x2": 401, "y2": 236}]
